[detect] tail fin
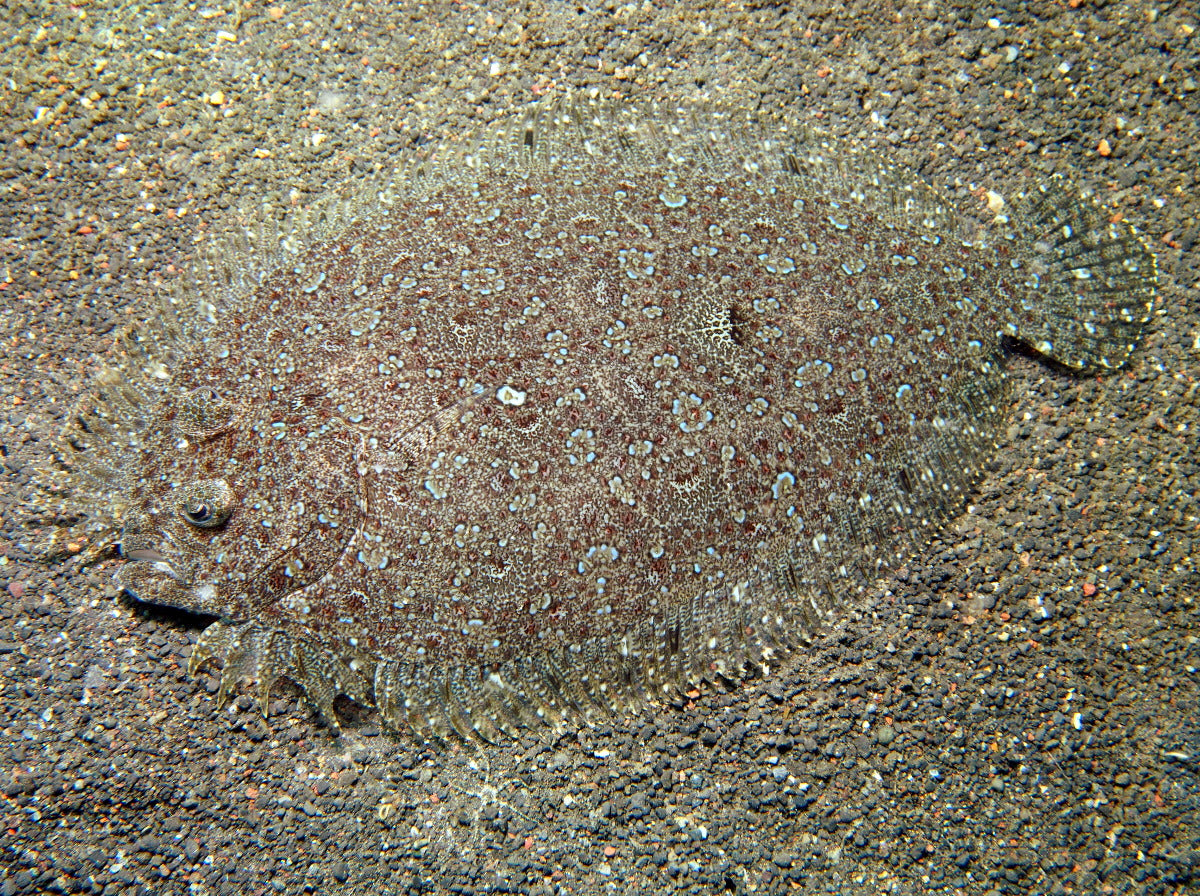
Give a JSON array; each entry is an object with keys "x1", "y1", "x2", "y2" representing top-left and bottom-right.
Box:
[{"x1": 1002, "y1": 178, "x2": 1157, "y2": 370}]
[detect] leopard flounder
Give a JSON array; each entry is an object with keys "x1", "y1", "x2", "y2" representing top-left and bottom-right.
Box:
[{"x1": 43, "y1": 98, "x2": 1156, "y2": 742}]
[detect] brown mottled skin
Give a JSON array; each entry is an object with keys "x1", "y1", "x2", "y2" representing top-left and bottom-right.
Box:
[{"x1": 106, "y1": 102, "x2": 1155, "y2": 740}]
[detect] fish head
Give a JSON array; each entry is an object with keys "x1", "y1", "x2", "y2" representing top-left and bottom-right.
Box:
[{"x1": 116, "y1": 383, "x2": 362, "y2": 621}]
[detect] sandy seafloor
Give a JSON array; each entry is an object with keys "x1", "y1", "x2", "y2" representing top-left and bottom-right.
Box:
[{"x1": 0, "y1": 1, "x2": 1197, "y2": 894}]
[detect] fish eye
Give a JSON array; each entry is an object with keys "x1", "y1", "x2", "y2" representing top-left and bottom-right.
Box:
[
  {"x1": 177, "y1": 479, "x2": 235, "y2": 529},
  {"x1": 183, "y1": 501, "x2": 213, "y2": 525},
  {"x1": 178, "y1": 386, "x2": 236, "y2": 437}
]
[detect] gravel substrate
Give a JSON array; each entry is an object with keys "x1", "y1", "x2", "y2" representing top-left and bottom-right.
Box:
[{"x1": 1, "y1": 1, "x2": 1197, "y2": 894}]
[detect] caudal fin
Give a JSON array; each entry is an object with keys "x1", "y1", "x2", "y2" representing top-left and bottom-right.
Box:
[{"x1": 1002, "y1": 178, "x2": 1157, "y2": 370}]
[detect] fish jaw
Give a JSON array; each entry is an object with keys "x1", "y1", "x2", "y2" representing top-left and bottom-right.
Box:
[{"x1": 117, "y1": 526, "x2": 224, "y2": 616}]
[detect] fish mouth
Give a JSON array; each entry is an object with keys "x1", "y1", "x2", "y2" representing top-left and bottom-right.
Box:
[
  {"x1": 118, "y1": 530, "x2": 220, "y2": 614},
  {"x1": 120, "y1": 534, "x2": 185, "y2": 581},
  {"x1": 123, "y1": 547, "x2": 168, "y2": 563}
]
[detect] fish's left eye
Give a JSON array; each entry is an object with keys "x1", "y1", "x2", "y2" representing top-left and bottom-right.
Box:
[
  {"x1": 177, "y1": 480, "x2": 235, "y2": 529},
  {"x1": 183, "y1": 501, "x2": 213, "y2": 525}
]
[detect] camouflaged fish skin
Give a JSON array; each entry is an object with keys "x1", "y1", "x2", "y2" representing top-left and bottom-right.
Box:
[{"x1": 56, "y1": 100, "x2": 1156, "y2": 741}]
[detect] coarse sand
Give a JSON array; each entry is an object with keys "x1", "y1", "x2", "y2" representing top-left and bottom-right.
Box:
[{"x1": 0, "y1": 2, "x2": 1196, "y2": 894}]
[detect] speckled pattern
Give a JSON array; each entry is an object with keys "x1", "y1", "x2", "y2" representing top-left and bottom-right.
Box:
[
  {"x1": 1, "y1": 1, "x2": 1197, "y2": 894},
  {"x1": 70, "y1": 100, "x2": 1154, "y2": 744}
]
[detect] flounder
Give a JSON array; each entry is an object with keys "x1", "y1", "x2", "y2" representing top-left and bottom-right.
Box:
[{"x1": 37, "y1": 98, "x2": 1156, "y2": 741}]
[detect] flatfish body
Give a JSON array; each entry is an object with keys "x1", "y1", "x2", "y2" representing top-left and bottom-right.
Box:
[{"x1": 50, "y1": 100, "x2": 1156, "y2": 741}]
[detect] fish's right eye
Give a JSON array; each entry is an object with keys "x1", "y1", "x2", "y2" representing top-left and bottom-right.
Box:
[{"x1": 178, "y1": 386, "x2": 236, "y2": 437}]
